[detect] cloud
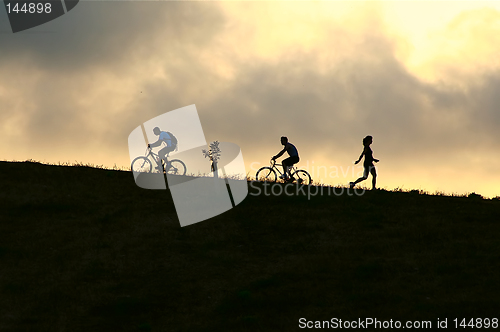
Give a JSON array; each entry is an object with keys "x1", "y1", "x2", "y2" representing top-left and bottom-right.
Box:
[
  {"x1": 0, "y1": 2, "x2": 225, "y2": 71},
  {"x1": 0, "y1": 1, "x2": 226, "y2": 158},
  {"x1": 0, "y1": 1, "x2": 499, "y2": 196}
]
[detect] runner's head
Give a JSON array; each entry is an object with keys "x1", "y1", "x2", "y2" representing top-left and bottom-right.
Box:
[
  {"x1": 281, "y1": 136, "x2": 288, "y2": 145},
  {"x1": 153, "y1": 127, "x2": 161, "y2": 135},
  {"x1": 363, "y1": 135, "x2": 373, "y2": 146}
]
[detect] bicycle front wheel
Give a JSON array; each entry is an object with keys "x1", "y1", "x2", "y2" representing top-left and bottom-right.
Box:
[
  {"x1": 292, "y1": 170, "x2": 312, "y2": 185},
  {"x1": 256, "y1": 167, "x2": 277, "y2": 182},
  {"x1": 131, "y1": 157, "x2": 152, "y2": 173},
  {"x1": 166, "y1": 159, "x2": 187, "y2": 176}
]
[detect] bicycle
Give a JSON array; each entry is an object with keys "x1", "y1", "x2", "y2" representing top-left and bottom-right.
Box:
[
  {"x1": 255, "y1": 159, "x2": 312, "y2": 185},
  {"x1": 131, "y1": 147, "x2": 187, "y2": 176}
]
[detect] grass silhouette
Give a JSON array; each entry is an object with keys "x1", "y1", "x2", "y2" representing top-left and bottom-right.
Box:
[{"x1": 0, "y1": 160, "x2": 499, "y2": 331}]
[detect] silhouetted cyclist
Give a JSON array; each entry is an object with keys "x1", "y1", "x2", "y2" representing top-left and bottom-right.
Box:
[
  {"x1": 148, "y1": 127, "x2": 178, "y2": 171},
  {"x1": 350, "y1": 135, "x2": 379, "y2": 190},
  {"x1": 272, "y1": 136, "x2": 300, "y2": 182}
]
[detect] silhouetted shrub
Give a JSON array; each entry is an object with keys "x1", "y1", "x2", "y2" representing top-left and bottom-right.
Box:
[{"x1": 467, "y1": 192, "x2": 483, "y2": 200}]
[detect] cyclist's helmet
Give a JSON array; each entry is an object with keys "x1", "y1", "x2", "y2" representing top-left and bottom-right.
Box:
[
  {"x1": 281, "y1": 136, "x2": 288, "y2": 144},
  {"x1": 153, "y1": 127, "x2": 161, "y2": 135}
]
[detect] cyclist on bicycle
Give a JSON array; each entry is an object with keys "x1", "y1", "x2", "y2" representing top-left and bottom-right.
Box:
[
  {"x1": 272, "y1": 136, "x2": 300, "y2": 182},
  {"x1": 148, "y1": 127, "x2": 178, "y2": 171}
]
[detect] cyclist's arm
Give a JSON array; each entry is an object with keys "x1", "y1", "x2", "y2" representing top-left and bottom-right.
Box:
[
  {"x1": 149, "y1": 140, "x2": 162, "y2": 148},
  {"x1": 273, "y1": 148, "x2": 286, "y2": 160}
]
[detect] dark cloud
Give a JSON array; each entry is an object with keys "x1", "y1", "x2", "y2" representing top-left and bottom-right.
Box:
[
  {"x1": 0, "y1": 1, "x2": 226, "y2": 154},
  {"x1": 192, "y1": 35, "x2": 482, "y2": 163},
  {"x1": 468, "y1": 73, "x2": 500, "y2": 134},
  {"x1": 0, "y1": 2, "x2": 225, "y2": 71}
]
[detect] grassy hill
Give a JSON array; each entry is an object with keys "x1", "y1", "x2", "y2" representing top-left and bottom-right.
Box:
[{"x1": 1, "y1": 161, "x2": 499, "y2": 331}]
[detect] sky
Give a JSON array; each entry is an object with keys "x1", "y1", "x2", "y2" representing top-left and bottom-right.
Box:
[{"x1": 1, "y1": 1, "x2": 499, "y2": 197}]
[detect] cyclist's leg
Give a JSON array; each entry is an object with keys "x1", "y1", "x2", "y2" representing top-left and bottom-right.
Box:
[
  {"x1": 288, "y1": 156, "x2": 299, "y2": 178},
  {"x1": 164, "y1": 145, "x2": 175, "y2": 157},
  {"x1": 162, "y1": 146, "x2": 177, "y2": 169},
  {"x1": 283, "y1": 156, "x2": 299, "y2": 180},
  {"x1": 157, "y1": 146, "x2": 170, "y2": 170},
  {"x1": 282, "y1": 157, "x2": 291, "y2": 179}
]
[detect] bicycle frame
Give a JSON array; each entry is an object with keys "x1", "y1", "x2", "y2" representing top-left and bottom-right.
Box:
[
  {"x1": 132, "y1": 146, "x2": 187, "y2": 176},
  {"x1": 135, "y1": 147, "x2": 176, "y2": 171},
  {"x1": 270, "y1": 159, "x2": 297, "y2": 176},
  {"x1": 145, "y1": 147, "x2": 172, "y2": 168}
]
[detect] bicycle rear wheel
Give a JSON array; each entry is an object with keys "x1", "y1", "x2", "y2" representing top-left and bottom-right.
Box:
[
  {"x1": 256, "y1": 167, "x2": 277, "y2": 182},
  {"x1": 131, "y1": 157, "x2": 152, "y2": 173},
  {"x1": 166, "y1": 159, "x2": 187, "y2": 176},
  {"x1": 292, "y1": 170, "x2": 312, "y2": 185}
]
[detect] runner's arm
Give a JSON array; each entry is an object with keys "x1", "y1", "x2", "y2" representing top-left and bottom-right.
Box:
[{"x1": 354, "y1": 151, "x2": 364, "y2": 164}]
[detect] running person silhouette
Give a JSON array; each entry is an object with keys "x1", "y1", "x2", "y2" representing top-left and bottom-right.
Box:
[
  {"x1": 350, "y1": 135, "x2": 379, "y2": 190},
  {"x1": 148, "y1": 127, "x2": 178, "y2": 171},
  {"x1": 272, "y1": 136, "x2": 300, "y2": 182}
]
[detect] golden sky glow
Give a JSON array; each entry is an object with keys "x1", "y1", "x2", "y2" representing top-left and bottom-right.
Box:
[{"x1": 1, "y1": 1, "x2": 500, "y2": 197}]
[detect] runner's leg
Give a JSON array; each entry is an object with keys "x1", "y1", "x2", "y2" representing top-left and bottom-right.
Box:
[
  {"x1": 352, "y1": 166, "x2": 369, "y2": 185},
  {"x1": 370, "y1": 166, "x2": 377, "y2": 189}
]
